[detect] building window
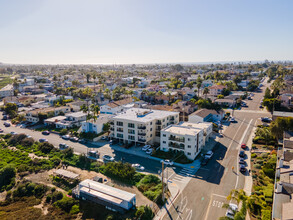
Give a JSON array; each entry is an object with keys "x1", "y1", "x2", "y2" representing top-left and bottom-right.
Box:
[
  {"x1": 117, "y1": 133, "x2": 123, "y2": 138},
  {"x1": 150, "y1": 128, "x2": 152, "y2": 131},
  {"x1": 128, "y1": 123, "x2": 135, "y2": 128},
  {"x1": 150, "y1": 134, "x2": 152, "y2": 137},
  {"x1": 188, "y1": 145, "x2": 191, "y2": 148},
  {"x1": 128, "y1": 129, "x2": 135, "y2": 134},
  {"x1": 188, "y1": 138, "x2": 190, "y2": 141},
  {"x1": 163, "y1": 134, "x2": 166, "y2": 137},
  {"x1": 128, "y1": 135, "x2": 135, "y2": 140},
  {"x1": 187, "y1": 152, "x2": 191, "y2": 155},
  {"x1": 163, "y1": 141, "x2": 166, "y2": 144},
  {"x1": 117, "y1": 121, "x2": 123, "y2": 126},
  {"x1": 117, "y1": 127, "x2": 123, "y2": 132},
  {"x1": 150, "y1": 122, "x2": 152, "y2": 125}
]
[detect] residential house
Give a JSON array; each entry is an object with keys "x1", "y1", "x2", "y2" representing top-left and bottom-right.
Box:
[
  {"x1": 109, "y1": 108, "x2": 179, "y2": 145},
  {"x1": 188, "y1": 108, "x2": 225, "y2": 123},
  {"x1": 272, "y1": 111, "x2": 293, "y2": 121},
  {"x1": 55, "y1": 111, "x2": 87, "y2": 129},
  {"x1": 214, "y1": 98, "x2": 236, "y2": 108},
  {"x1": 81, "y1": 114, "x2": 112, "y2": 134},
  {"x1": 100, "y1": 98, "x2": 133, "y2": 115},
  {"x1": 280, "y1": 93, "x2": 293, "y2": 110},
  {"x1": 25, "y1": 106, "x2": 70, "y2": 123},
  {"x1": 0, "y1": 84, "x2": 13, "y2": 98},
  {"x1": 208, "y1": 85, "x2": 227, "y2": 96}
]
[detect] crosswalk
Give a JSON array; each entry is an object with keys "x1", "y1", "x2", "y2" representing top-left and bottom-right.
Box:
[{"x1": 171, "y1": 168, "x2": 197, "y2": 182}]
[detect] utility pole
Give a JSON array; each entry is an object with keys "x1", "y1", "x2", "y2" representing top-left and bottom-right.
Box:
[{"x1": 161, "y1": 161, "x2": 164, "y2": 202}]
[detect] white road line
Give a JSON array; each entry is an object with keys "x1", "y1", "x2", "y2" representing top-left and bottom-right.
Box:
[
  {"x1": 212, "y1": 193, "x2": 227, "y2": 199},
  {"x1": 227, "y1": 118, "x2": 246, "y2": 151},
  {"x1": 235, "y1": 119, "x2": 253, "y2": 189}
]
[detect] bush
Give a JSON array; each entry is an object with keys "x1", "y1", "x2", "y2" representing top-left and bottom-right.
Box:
[
  {"x1": 251, "y1": 153, "x2": 257, "y2": 158},
  {"x1": 54, "y1": 196, "x2": 77, "y2": 213},
  {"x1": 38, "y1": 142, "x2": 54, "y2": 154},
  {"x1": 135, "y1": 206, "x2": 154, "y2": 220},
  {"x1": 60, "y1": 129, "x2": 68, "y2": 135},
  {"x1": 253, "y1": 164, "x2": 261, "y2": 169},
  {"x1": 8, "y1": 133, "x2": 27, "y2": 146},
  {"x1": 70, "y1": 204, "x2": 80, "y2": 214},
  {"x1": 0, "y1": 165, "x2": 16, "y2": 192},
  {"x1": 52, "y1": 191, "x2": 63, "y2": 202},
  {"x1": 34, "y1": 184, "x2": 48, "y2": 198},
  {"x1": 46, "y1": 195, "x2": 52, "y2": 203},
  {"x1": 100, "y1": 162, "x2": 136, "y2": 183},
  {"x1": 21, "y1": 138, "x2": 35, "y2": 147}
]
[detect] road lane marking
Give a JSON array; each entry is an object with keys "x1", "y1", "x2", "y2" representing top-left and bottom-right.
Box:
[
  {"x1": 227, "y1": 118, "x2": 246, "y2": 151},
  {"x1": 235, "y1": 119, "x2": 253, "y2": 189},
  {"x1": 212, "y1": 193, "x2": 227, "y2": 198}
]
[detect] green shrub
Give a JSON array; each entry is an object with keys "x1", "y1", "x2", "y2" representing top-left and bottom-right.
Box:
[
  {"x1": 251, "y1": 153, "x2": 257, "y2": 158},
  {"x1": 135, "y1": 206, "x2": 154, "y2": 220},
  {"x1": 38, "y1": 142, "x2": 54, "y2": 154},
  {"x1": 70, "y1": 204, "x2": 80, "y2": 214},
  {"x1": 60, "y1": 129, "x2": 68, "y2": 135},
  {"x1": 261, "y1": 209, "x2": 271, "y2": 220},
  {"x1": 46, "y1": 195, "x2": 52, "y2": 203},
  {"x1": 54, "y1": 196, "x2": 77, "y2": 213},
  {"x1": 52, "y1": 191, "x2": 63, "y2": 202},
  {"x1": 0, "y1": 165, "x2": 16, "y2": 192},
  {"x1": 100, "y1": 162, "x2": 136, "y2": 183},
  {"x1": 253, "y1": 164, "x2": 261, "y2": 169}
]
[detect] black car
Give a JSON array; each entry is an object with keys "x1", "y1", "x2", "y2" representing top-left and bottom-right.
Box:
[
  {"x1": 239, "y1": 158, "x2": 245, "y2": 164},
  {"x1": 42, "y1": 130, "x2": 50, "y2": 135},
  {"x1": 239, "y1": 164, "x2": 246, "y2": 173},
  {"x1": 239, "y1": 151, "x2": 245, "y2": 158},
  {"x1": 2, "y1": 115, "x2": 7, "y2": 120},
  {"x1": 201, "y1": 158, "x2": 209, "y2": 165},
  {"x1": 261, "y1": 117, "x2": 271, "y2": 123}
]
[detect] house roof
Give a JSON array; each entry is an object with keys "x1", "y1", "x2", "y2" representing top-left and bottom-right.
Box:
[
  {"x1": 209, "y1": 84, "x2": 227, "y2": 90},
  {"x1": 106, "y1": 98, "x2": 133, "y2": 108},
  {"x1": 190, "y1": 108, "x2": 225, "y2": 118}
]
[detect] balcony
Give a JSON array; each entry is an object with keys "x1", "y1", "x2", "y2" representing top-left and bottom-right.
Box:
[
  {"x1": 138, "y1": 138, "x2": 146, "y2": 142},
  {"x1": 168, "y1": 142, "x2": 185, "y2": 150},
  {"x1": 169, "y1": 136, "x2": 185, "y2": 143},
  {"x1": 170, "y1": 117, "x2": 175, "y2": 121},
  {"x1": 138, "y1": 133, "x2": 146, "y2": 136},
  {"x1": 156, "y1": 121, "x2": 162, "y2": 125},
  {"x1": 109, "y1": 121, "x2": 114, "y2": 125},
  {"x1": 110, "y1": 127, "x2": 114, "y2": 131},
  {"x1": 138, "y1": 126, "x2": 146, "y2": 129}
]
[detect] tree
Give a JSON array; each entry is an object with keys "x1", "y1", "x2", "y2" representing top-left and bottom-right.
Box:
[
  {"x1": 264, "y1": 88, "x2": 271, "y2": 99},
  {"x1": 196, "y1": 76, "x2": 203, "y2": 97},
  {"x1": 0, "y1": 165, "x2": 16, "y2": 191},
  {"x1": 86, "y1": 73, "x2": 91, "y2": 83},
  {"x1": 4, "y1": 103, "x2": 18, "y2": 119},
  {"x1": 262, "y1": 98, "x2": 281, "y2": 112},
  {"x1": 203, "y1": 87, "x2": 209, "y2": 99},
  {"x1": 255, "y1": 127, "x2": 273, "y2": 145}
]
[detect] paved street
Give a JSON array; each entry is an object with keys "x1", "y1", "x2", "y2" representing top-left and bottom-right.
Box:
[{"x1": 161, "y1": 79, "x2": 271, "y2": 220}]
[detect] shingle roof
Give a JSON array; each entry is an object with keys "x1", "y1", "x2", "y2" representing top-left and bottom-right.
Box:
[
  {"x1": 106, "y1": 98, "x2": 133, "y2": 108},
  {"x1": 190, "y1": 108, "x2": 225, "y2": 118}
]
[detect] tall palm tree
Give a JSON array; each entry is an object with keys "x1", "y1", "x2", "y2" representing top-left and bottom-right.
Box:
[{"x1": 203, "y1": 87, "x2": 209, "y2": 99}]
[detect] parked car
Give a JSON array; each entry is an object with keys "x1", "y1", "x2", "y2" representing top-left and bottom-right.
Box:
[
  {"x1": 103, "y1": 155, "x2": 114, "y2": 162},
  {"x1": 261, "y1": 117, "x2": 271, "y2": 123},
  {"x1": 239, "y1": 164, "x2": 246, "y2": 173},
  {"x1": 62, "y1": 135, "x2": 70, "y2": 140},
  {"x1": 70, "y1": 136, "x2": 79, "y2": 142},
  {"x1": 241, "y1": 102, "x2": 247, "y2": 107},
  {"x1": 101, "y1": 136, "x2": 107, "y2": 140},
  {"x1": 39, "y1": 138, "x2": 48, "y2": 143},
  {"x1": 4, "y1": 122, "x2": 10, "y2": 127},
  {"x1": 142, "y1": 145, "x2": 151, "y2": 151},
  {"x1": 161, "y1": 159, "x2": 174, "y2": 166},
  {"x1": 205, "y1": 151, "x2": 214, "y2": 159},
  {"x1": 259, "y1": 105, "x2": 264, "y2": 108},
  {"x1": 230, "y1": 117, "x2": 236, "y2": 123},
  {"x1": 201, "y1": 158, "x2": 209, "y2": 165},
  {"x1": 132, "y1": 164, "x2": 145, "y2": 171},
  {"x1": 42, "y1": 130, "x2": 50, "y2": 135},
  {"x1": 109, "y1": 140, "x2": 113, "y2": 145},
  {"x1": 145, "y1": 148, "x2": 153, "y2": 155},
  {"x1": 26, "y1": 135, "x2": 32, "y2": 138},
  {"x1": 2, "y1": 115, "x2": 7, "y2": 120},
  {"x1": 79, "y1": 139, "x2": 86, "y2": 144},
  {"x1": 10, "y1": 131, "x2": 17, "y2": 135},
  {"x1": 59, "y1": 143, "x2": 69, "y2": 149},
  {"x1": 226, "y1": 203, "x2": 238, "y2": 218},
  {"x1": 239, "y1": 158, "x2": 245, "y2": 164},
  {"x1": 0, "y1": 128, "x2": 3, "y2": 133},
  {"x1": 239, "y1": 150, "x2": 245, "y2": 158},
  {"x1": 241, "y1": 143, "x2": 246, "y2": 149},
  {"x1": 248, "y1": 96, "x2": 252, "y2": 100}
]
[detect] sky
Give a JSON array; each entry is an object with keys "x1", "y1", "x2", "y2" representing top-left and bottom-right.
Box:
[{"x1": 0, "y1": 0, "x2": 293, "y2": 64}]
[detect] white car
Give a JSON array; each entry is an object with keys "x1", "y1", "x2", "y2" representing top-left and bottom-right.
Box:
[
  {"x1": 132, "y1": 164, "x2": 145, "y2": 171},
  {"x1": 59, "y1": 143, "x2": 69, "y2": 149},
  {"x1": 230, "y1": 117, "x2": 236, "y2": 122},
  {"x1": 205, "y1": 151, "x2": 213, "y2": 159},
  {"x1": 225, "y1": 203, "x2": 238, "y2": 219},
  {"x1": 161, "y1": 159, "x2": 174, "y2": 166},
  {"x1": 62, "y1": 135, "x2": 70, "y2": 140},
  {"x1": 103, "y1": 155, "x2": 114, "y2": 162},
  {"x1": 145, "y1": 148, "x2": 153, "y2": 155},
  {"x1": 142, "y1": 145, "x2": 151, "y2": 151}
]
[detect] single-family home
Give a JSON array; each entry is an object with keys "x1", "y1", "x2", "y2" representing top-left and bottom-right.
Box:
[
  {"x1": 100, "y1": 98, "x2": 133, "y2": 115},
  {"x1": 188, "y1": 108, "x2": 225, "y2": 123},
  {"x1": 208, "y1": 85, "x2": 227, "y2": 96}
]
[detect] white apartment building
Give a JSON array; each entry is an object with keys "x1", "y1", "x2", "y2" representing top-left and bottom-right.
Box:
[
  {"x1": 55, "y1": 111, "x2": 87, "y2": 129},
  {"x1": 110, "y1": 108, "x2": 179, "y2": 145},
  {"x1": 0, "y1": 84, "x2": 13, "y2": 98},
  {"x1": 100, "y1": 98, "x2": 133, "y2": 115},
  {"x1": 81, "y1": 114, "x2": 112, "y2": 134},
  {"x1": 180, "y1": 122, "x2": 213, "y2": 143},
  {"x1": 160, "y1": 123, "x2": 204, "y2": 160}
]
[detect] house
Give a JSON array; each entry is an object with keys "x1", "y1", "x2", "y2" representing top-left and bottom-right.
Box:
[
  {"x1": 238, "y1": 80, "x2": 250, "y2": 88},
  {"x1": 81, "y1": 114, "x2": 111, "y2": 134},
  {"x1": 55, "y1": 111, "x2": 87, "y2": 129},
  {"x1": 44, "y1": 116, "x2": 67, "y2": 127},
  {"x1": 66, "y1": 100, "x2": 89, "y2": 112},
  {"x1": 188, "y1": 108, "x2": 225, "y2": 123},
  {"x1": 109, "y1": 108, "x2": 179, "y2": 145},
  {"x1": 45, "y1": 95, "x2": 73, "y2": 106},
  {"x1": 280, "y1": 93, "x2": 293, "y2": 110},
  {"x1": 100, "y1": 98, "x2": 133, "y2": 115},
  {"x1": 272, "y1": 111, "x2": 293, "y2": 121},
  {"x1": 25, "y1": 106, "x2": 70, "y2": 123},
  {"x1": 0, "y1": 84, "x2": 13, "y2": 98},
  {"x1": 73, "y1": 179, "x2": 136, "y2": 213},
  {"x1": 208, "y1": 85, "x2": 227, "y2": 96},
  {"x1": 214, "y1": 98, "x2": 236, "y2": 108},
  {"x1": 160, "y1": 122, "x2": 204, "y2": 160}
]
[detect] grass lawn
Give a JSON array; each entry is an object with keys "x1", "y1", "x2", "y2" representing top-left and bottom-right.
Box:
[{"x1": 0, "y1": 75, "x2": 12, "y2": 89}]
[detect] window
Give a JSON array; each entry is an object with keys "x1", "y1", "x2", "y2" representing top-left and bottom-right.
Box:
[
  {"x1": 188, "y1": 138, "x2": 190, "y2": 141},
  {"x1": 117, "y1": 133, "x2": 123, "y2": 138},
  {"x1": 117, "y1": 127, "x2": 123, "y2": 132},
  {"x1": 117, "y1": 121, "x2": 123, "y2": 126},
  {"x1": 150, "y1": 134, "x2": 152, "y2": 137},
  {"x1": 187, "y1": 152, "x2": 191, "y2": 155},
  {"x1": 150, "y1": 128, "x2": 152, "y2": 131},
  {"x1": 163, "y1": 134, "x2": 166, "y2": 137},
  {"x1": 128, "y1": 135, "x2": 135, "y2": 140},
  {"x1": 188, "y1": 145, "x2": 191, "y2": 148},
  {"x1": 163, "y1": 141, "x2": 166, "y2": 144},
  {"x1": 128, "y1": 129, "x2": 135, "y2": 134},
  {"x1": 150, "y1": 122, "x2": 152, "y2": 125},
  {"x1": 128, "y1": 123, "x2": 135, "y2": 128},
  {"x1": 163, "y1": 119, "x2": 165, "y2": 122}
]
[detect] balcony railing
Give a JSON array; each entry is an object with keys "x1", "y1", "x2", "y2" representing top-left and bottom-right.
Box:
[
  {"x1": 168, "y1": 142, "x2": 185, "y2": 150},
  {"x1": 138, "y1": 126, "x2": 146, "y2": 129},
  {"x1": 110, "y1": 128, "x2": 114, "y2": 131},
  {"x1": 169, "y1": 136, "x2": 185, "y2": 143},
  {"x1": 156, "y1": 121, "x2": 162, "y2": 125},
  {"x1": 109, "y1": 121, "x2": 114, "y2": 125},
  {"x1": 170, "y1": 117, "x2": 175, "y2": 121},
  {"x1": 138, "y1": 138, "x2": 146, "y2": 142},
  {"x1": 138, "y1": 133, "x2": 146, "y2": 136}
]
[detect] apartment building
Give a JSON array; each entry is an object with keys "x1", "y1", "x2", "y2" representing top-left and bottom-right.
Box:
[
  {"x1": 0, "y1": 84, "x2": 13, "y2": 98},
  {"x1": 100, "y1": 98, "x2": 133, "y2": 115},
  {"x1": 109, "y1": 108, "x2": 179, "y2": 145},
  {"x1": 160, "y1": 122, "x2": 204, "y2": 160}
]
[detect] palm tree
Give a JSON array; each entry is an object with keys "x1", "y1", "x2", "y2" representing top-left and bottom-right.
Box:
[{"x1": 203, "y1": 87, "x2": 209, "y2": 99}]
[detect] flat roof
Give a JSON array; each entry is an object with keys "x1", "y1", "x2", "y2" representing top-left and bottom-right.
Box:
[
  {"x1": 282, "y1": 202, "x2": 293, "y2": 220},
  {"x1": 80, "y1": 187, "x2": 123, "y2": 205},
  {"x1": 273, "y1": 111, "x2": 293, "y2": 117},
  {"x1": 80, "y1": 179, "x2": 135, "y2": 202},
  {"x1": 162, "y1": 124, "x2": 201, "y2": 136},
  {"x1": 66, "y1": 111, "x2": 87, "y2": 117},
  {"x1": 0, "y1": 84, "x2": 13, "y2": 91},
  {"x1": 44, "y1": 116, "x2": 66, "y2": 123},
  {"x1": 113, "y1": 108, "x2": 178, "y2": 123},
  {"x1": 54, "y1": 169, "x2": 80, "y2": 179},
  {"x1": 180, "y1": 122, "x2": 212, "y2": 129}
]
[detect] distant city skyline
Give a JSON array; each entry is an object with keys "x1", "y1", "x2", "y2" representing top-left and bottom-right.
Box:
[{"x1": 0, "y1": 0, "x2": 293, "y2": 64}]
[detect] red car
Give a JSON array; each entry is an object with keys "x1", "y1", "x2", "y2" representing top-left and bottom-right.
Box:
[{"x1": 241, "y1": 143, "x2": 246, "y2": 149}]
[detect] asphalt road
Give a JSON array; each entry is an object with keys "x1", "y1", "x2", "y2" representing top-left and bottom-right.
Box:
[{"x1": 162, "y1": 78, "x2": 272, "y2": 220}]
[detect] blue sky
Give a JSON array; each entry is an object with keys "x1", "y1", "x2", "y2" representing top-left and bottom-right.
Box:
[{"x1": 0, "y1": 0, "x2": 292, "y2": 64}]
